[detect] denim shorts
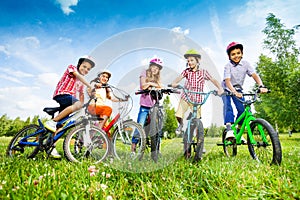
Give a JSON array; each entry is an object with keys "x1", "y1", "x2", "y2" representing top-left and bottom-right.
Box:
[{"x1": 53, "y1": 94, "x2": 78, "y2": 110}]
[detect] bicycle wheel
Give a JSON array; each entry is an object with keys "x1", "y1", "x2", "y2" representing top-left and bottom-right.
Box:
[
  {"x1": 149, "y1": 106, "x2": 161, "y2": 162},
  {"x1": 63, "y1": 125, "x2": 110, "y2": 163},
  {"x1": 193, "y1": 119, "x2": 204, "y2": 162},
  {"x1": 112, "y1": 120, "x2": 146, "y2": 160},
  {"x1": 222, "y1": 129, "x2": 237, "y2": 157},
  {"x1": 248, "y1": 118, "x2": 282, "y2": 165},
  {"x1": 6, "y1": 124, "x2": 41, "y2": 159}
]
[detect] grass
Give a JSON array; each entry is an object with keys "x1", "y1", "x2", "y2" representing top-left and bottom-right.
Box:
[{"x1": 0, "y1": 133, "x2": 299, "y2": 199}]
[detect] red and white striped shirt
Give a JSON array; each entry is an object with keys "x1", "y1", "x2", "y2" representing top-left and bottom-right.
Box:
[
  {"x1": 53, "y1": 65, "x2": 84, "y2": 98},
  {"x1": 181, "y1": 68, "x2": 212, "y2": 103}
]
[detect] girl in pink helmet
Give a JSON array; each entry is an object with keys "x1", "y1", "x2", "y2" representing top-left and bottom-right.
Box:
[
  {"x1": 131, "y1": 58, "x2": 163, "y2": 155},
  {"x1": 222, "y1": 42, "x2": 268, "y2": 140},
  {"x1": 44, "y1": 55, "x2": 95, "y2": 158}
]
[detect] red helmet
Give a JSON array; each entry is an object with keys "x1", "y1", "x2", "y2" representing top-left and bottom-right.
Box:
[
  {"x1": 149, "y1": 58, "x2": 163, "y2": 70},
  {"x1": 226, "y1": 42, "x2": 243, "y2": 56}
]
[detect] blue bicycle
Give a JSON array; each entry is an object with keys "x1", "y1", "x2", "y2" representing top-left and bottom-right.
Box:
[
  {"x1": 6, "y1": 98, "x2": 110, "y2": 163},
  {"x1": 169, "y1": 84, "x2": 218, "y2": 161}
]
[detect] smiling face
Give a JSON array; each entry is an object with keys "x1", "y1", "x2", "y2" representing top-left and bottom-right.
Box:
[
  {"x1": 187, "y1": 56, "x2": 199, "y2": 70},
  {"x1": 78, "y1": 61, "x2": 93, "y2": 75},
  {"x1": 99, "y1": 73, "x2": 110, "y2": 84},
  {"x1": 150, "y1": 64, "x2": 160, "y2": 75},
  {"x1": 229, "y1": 48, "x2": 243, "y2": 63}
]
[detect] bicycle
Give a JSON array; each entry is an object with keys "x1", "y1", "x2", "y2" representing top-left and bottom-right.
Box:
[
  {"x1": 168, "y1": 84, "x2": 218, "y2": 162},
  {"x1": 6, "y1": 98, "x2": 110, "y2": 163},
  {"x1": 217, "y1": 90, "x2": 282, "y2": 165},
  {"x1": 135, "y1": 88, "x2": 179, "y2": 162},
  {"x1": 98, "y1": 84, "x2": 146, "y2": 161}
]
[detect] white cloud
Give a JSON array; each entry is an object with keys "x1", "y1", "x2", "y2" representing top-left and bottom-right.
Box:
[
  {"x1": 209, "y1": 6, "x2": 223, "y2": 50},
  {"x1": 0, "y1": 45, "x2": 10, "y2": 56},
  {"x1": 171, "y1": 27, "x2": 190, "y2": 35},
  {"x1": 55, "y1": 0, "x2": 79, "y2": 15},
  {"x1": 36, "y1": 73, "x2": 60, "y2": 87}
]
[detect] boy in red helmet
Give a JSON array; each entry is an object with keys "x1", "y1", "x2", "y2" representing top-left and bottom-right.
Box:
[{"x1": 222, "y1": 42, "x2": 268, "y2": 140}]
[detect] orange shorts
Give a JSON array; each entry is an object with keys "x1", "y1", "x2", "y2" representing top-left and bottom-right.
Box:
[{"x1": 88, "y1": 104, "x2": 112, "y2": 117}]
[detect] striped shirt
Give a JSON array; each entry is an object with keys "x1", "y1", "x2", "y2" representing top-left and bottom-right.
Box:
[
  {"x1": 53, "y1": 65, "x2": 84, "y2": 98},
  {"x1": 181, "y1": 68, "x2": 212, "y2": 103}
]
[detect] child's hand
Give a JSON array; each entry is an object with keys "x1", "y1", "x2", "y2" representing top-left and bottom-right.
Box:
[
  {"x1": 234, "y1": 91, "x2": 243, "y2": 98},
  {"x1": 259, "y1": 87, "x2": 268, "y2": 94},
  {"x1": 217, "y1": 88, "x2": 224, "y2": 96}
]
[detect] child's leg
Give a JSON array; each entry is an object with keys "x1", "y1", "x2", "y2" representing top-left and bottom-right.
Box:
[{"x1": 53, "y1": 101, "x2": 82, "y2": 122}]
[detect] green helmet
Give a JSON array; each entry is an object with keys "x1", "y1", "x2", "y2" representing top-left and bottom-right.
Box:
[{"x1": 184, "y1": 49, "x2": 201, "y2": 59}]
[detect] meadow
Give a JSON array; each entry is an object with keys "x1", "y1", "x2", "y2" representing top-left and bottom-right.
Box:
[{"x1": 0, "y1": 133, "x2": 299, "y2": 199}]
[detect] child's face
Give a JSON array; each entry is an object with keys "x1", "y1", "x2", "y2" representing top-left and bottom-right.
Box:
[
  {"x1": 99, "y1": 73, "x2": 110, "y2": 84},
  {"x1": 187, "y1": 57, "x2": 199, "y2": 69},
  {"x1": 79, "y1": 61, "x2": 93, "y2": 75},
  {"x1": 229, "y1": 48, "x2": 243, "y2": 63},
  {"x1": 150, "y1": 65, "x2": 160, "y2": 75}
]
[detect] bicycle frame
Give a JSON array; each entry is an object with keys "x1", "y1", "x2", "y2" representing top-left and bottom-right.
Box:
[{"x1": 226, "y1": 93, "x2": 270, "y2": 146}]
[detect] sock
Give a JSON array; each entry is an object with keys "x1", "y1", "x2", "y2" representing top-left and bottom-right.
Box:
[{"x1": 226, "y1": 123, "x2": 231, "y2": 131}]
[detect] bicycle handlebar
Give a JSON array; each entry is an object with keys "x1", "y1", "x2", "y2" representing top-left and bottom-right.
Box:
[
  {"x1": 226, "y1": 89, "x2": 271, "y2": 105},
  {"x1": 167, "y1": 84, "x2": 218, "y2": 106},
  {"x1": 135, "y1": 88, "x2": 180, "y2": 95}
]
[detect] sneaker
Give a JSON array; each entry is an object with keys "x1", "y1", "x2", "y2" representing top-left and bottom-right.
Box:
[
  {"x1": 50, "y1": 148, "x2": 61, "y2": 158},
  {"x1": 225, "y1": 130, "x2": 235, "y2": 140},
  {"x1": 45, "y1": 120, "x2": 57, "y2": 132},
  {"x1": 175, "y1": 124, "x2": 183, "y2": 135},
  {"x1": 203, "y1": 148, "x2": 206, "y2": 154},
  {"x1": 241, "y1": 136, "x2": 247, "y2": 144}
]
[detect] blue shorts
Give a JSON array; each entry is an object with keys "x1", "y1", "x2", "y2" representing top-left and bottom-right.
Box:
[{"x1": 53, "y1": 94, "x2": 79, "y2": 110}]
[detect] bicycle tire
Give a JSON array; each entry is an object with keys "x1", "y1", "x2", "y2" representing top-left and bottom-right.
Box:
[
  {"x1": 6, "y1": 124, "x2": 41, "y2": 159},
  {"x1": 193, "y1": 119, "x2": 204, "y2": 162},
  {"x1": 149, "y1": 106, "x2": 161, "y2": 162},
  {"x1": 63, "y1": 125, "x2": 110, "y2": 163},
  {"x1": 248, "y1": 118, "x2": 282, "y2": 165},
  {"x1": 222, "y1": 129, "x2": 237, "y2": 157},
  {"x1": 112, "y1": 120, "x2": 146, "y2": 161}
]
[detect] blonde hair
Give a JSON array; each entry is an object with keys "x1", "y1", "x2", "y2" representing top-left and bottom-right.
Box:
[{"x1": 145, "y1": 65, "x2": 161, "y2": 83}]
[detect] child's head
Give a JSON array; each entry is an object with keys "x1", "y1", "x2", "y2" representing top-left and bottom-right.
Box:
[
  {"x1": 77, "y1": 55, "x2": 96, "y2": 75},
  {"x1": 184, "y1": 49, "x2": 201, "y2": 68},
  {"x1": 226, "y1": 42, "x2": 243, "y2": 64},
  {"x1": 146, "y1": 58, "x2": 163, "y2": 82},
  {"x1": 97, "y1": 70, "x2": 111, "y2": 84}
]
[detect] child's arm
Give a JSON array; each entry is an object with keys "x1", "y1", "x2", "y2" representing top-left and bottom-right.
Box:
[
  {"x1": 210, "y1": 77, "x2": 224, "y2": 95},
  {"x1": 225, "y1": 78, "x2": 243, "y2": 98},
  {"x1": 73, "y1": 71, "x2": 92, "y2": 89},
  {"x1": 140, "y1": 76, "x2": 160, "y2": 90},
  {"x1": 252, "y1": 73, "x2": 268, "y2": 93},
  {"x1": 171, "y1": 75, "x2": 184, "y2": 88}
]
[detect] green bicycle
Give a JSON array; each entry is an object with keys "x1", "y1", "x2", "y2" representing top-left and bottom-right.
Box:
[{"x1": 218, "y1": 91, "x2": 282, "y2": 165}]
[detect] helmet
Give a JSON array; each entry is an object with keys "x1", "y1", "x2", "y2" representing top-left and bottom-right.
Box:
[
  {"x1": 78, "y1": 55, "x2": 96, "y2": 68},
  {"x1": 98, "y1": 69, "x2": 111, "y2": 79},
  {"x1": 149, "y1": 58, "x2": 163, "y2": 70},
  {"x1": 226, "y1": 42, "x2": 243, "y2": 56},
  {"x1": 184, "y1": 49, "x2": 201, "y2": 59}
]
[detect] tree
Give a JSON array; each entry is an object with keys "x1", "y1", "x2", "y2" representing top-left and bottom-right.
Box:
[
  {"x1": 162, "y1": 96, "x2": 178, "y2": 139},
  {"x1": 255, "y1": 13, "x2": 300, "y2": 130}
]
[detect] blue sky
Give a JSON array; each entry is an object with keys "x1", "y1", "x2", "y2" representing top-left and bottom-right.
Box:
[{"x1": 0, "y1": 0, "x2": 299, "y2": 126}]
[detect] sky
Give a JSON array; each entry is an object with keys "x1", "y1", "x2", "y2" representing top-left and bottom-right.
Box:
[{"x1": 0, "y1": 0, "x2": 299, "y2": 126}]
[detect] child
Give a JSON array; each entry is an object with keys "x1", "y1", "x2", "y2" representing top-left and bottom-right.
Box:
[
  {"x1": 131, "y1": 58, "x2": 163, "y2": 155},
  {"x1": 171, "y1": 49, "x2": 224, "y2": 133},
  {"x1": 45, "y1": 55, "x2": 95, "y2": 158},
  {"x1": 222, "y1": 42, "x2": 268, "y2": 140},
  {"x1": 87, "y1": 70, "x2": 127, "y2": 129}
]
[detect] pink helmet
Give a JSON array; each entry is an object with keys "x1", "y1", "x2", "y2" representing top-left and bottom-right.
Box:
[
  {"x1": 149, "y1": 58, "x2": 163, "y2": 70},
  {"x1": 226, "y1": 42, "x2": 243, "y2": 56}
]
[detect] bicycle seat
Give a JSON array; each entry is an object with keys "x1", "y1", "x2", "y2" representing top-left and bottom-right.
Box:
[{"x1": 43, "y1": 107, "x2": 61, "y2": 118}]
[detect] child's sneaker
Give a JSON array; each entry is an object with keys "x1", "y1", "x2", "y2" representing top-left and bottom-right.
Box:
[
  {"x1": 175, "y1": 124, "x2": 183, "y2": 135},
  {"x1": 50, "y1": 148, "x2": 61, "y2": 158},
  {"x1": 45, "y1": 120, "x2": 57, "y2": 132},
  {"x1": 225, "y1": 130, "x2": 235, "y2": 140}
]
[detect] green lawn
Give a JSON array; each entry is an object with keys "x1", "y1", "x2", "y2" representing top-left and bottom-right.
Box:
[{"x1": 0, "y1": 133, "x2": 299, "y2": 199}]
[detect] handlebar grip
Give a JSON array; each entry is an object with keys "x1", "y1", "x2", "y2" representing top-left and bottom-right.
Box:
[
  {"x1": 167, "y1": 84, "x2": 172, "y2": 87},
  {"x1": 135, "y1": 90, "x2": 148, "y2": 95}
]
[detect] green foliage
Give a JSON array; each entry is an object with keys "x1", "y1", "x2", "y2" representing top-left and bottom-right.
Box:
[
  {"x1": 162, "y1": 96, "x2": 178, "y2": 139},
  {"x1": 0, "y1": 114, "x2": 40, "y2": 137},
  {"x1": 1, "y1": 134, "x2": 299, "y2": 199},
  {"x1": 205, "y1": 123, "x2": 223, "y2": 137},
  {"x1": 256, "y1": 13, "x2": 300, "y2": 130}
]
